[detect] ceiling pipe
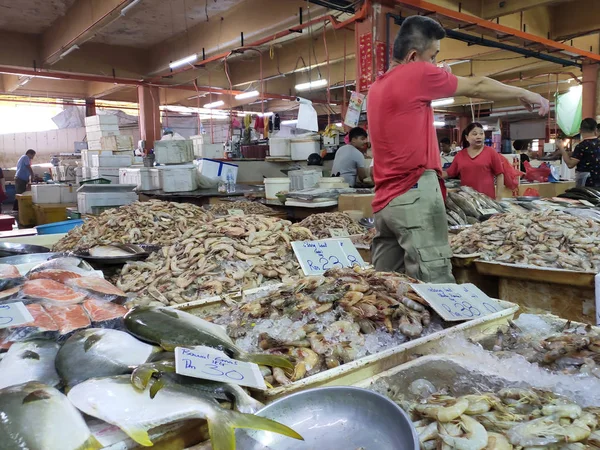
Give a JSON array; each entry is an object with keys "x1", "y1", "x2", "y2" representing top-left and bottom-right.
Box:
[{"x1": 308, "y1": 0, "x2": 355, "y2": 13}]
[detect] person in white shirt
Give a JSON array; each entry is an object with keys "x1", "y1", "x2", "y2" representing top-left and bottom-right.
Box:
[{"x1": 331, "y1": 127, "x2": 368, "y2": 187}]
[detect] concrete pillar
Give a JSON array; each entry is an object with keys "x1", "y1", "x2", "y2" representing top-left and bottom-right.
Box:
[
  {"x1": 581, "y1": 63, "x2": 598, "y2": 120},
  {"x1": 137, "y1": 85, "x2": 161, "y2": 154},
  {"x1": 84, "y1": 98, "x2": 96, "y2": 117}
]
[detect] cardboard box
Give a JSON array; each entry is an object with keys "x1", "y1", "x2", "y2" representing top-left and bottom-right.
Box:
[
  {"x1": 101, "y1": 135, "x2": 135, "y2": 151},
  {"x1": 337, "y1": 193, "x2": 374, "y2": 218}
]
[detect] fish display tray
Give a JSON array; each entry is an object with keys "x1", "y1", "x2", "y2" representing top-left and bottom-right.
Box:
[
  {"x1": 475, "y1": 260, "x2": 596, "y2": 287},
  {"x1": 175, "y1": 290, "x2": 518, "y2": 403}
]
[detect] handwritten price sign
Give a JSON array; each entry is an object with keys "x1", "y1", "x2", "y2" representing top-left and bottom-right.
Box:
[
  {"x1": 291, "y1": 238, "x2": 366, "y2": 276},
  {"x1": 175, "y1": 346, "x2": 266, "y2": 390},
  {"x1": 0, "y1": 302, "x2": 33, "y2": 329},
  {"x1": 410, "y1": 283, "x2": 507, "y2": 322}
]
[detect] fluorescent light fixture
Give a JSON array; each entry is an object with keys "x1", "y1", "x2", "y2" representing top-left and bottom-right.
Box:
[
  {"x1": 483, "y1": 125, "x2": 489, "y2": 131},
  {"x1": 235, "y1": 90, "x2": 259, "y2": 100},
  {"x1": 433, "y1": 121, "x2": 446, "y2": 127},
  {"x1": 60, "y1": 45, "x2": 79, "y2": 59},
  {"x1": 295, "y1": 79, "x2": 328, "y2": 91},
  {"x1": 169, "y1": 54, "x2": 198, "y2": 70},
  {"x1": 18, "y1": 76, "x2": 31, "y2": 86},
  {"x1": 204, "y1": 100, "x2": 225, "y2": 108},
  {"x1": 431, "y1": 98, "x2": 454, "y2": 107},
  {"x1": 121, "y1": 0, "x2": 143, "y2": 15},
  {"x1": 569, "y1": 84, "x2": 582, "y2": 93},
  {"x1": 259, "y1": 112, "x2": 274, "y2": 117},
  {"x1": 281, "y1": 119, "x2": 298, "y2": 125}
]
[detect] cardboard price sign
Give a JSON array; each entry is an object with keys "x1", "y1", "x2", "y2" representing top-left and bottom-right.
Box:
[{"x1": 292, "y1": 238, "x2": 366, "y2": 276}]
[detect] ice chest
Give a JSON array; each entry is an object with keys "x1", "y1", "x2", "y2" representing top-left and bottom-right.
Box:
[
  {"x1": 81, "y1": 149, "x2": 113, "y2": 167},
  {"x1": 60, "y1": 185, "x2": 77, "y2": 204},
  {"x1": 90, "y1": 168, "x2": 120, "y2": 184},
  {"x1": 100, "y1": 135, "x2": 134, "y2": 151},
  {"x1": 119, "y1": 168, "x2": 160, "y2": 191},
  {"x1": 156, "y1": 165, "x2": 198, "y2": 193},
  {"x1": 154, "y1": 140, "x2": 194, "y2": 165},
  {"x1": 195, "y1": 158, "x2": 238, "y2": 182},
  {"x1": 85, "y1": 115, "x2": 119, "y2": 127},
  {"x1": 31, "y1": 184, "x2": 61, "y2": 204},
  {"x1": 91, "y1": 154, "x2": 132, "y2": 168},
  {"x1": 77, "y1": 184, "x2": 138, "y2": 215}
]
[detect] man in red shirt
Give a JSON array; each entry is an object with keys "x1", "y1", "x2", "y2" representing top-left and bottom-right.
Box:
[{"x1": 368, "y1": 16, "x2": 549, "y2": 282}]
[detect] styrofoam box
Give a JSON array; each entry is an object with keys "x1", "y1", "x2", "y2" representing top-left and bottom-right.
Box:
[
  {"x1": 269, "y1": 137, "x2": 291, "y2": 157},
  {"x1": 195, "y1": 158, "x2": 238, "y2": 183},
  {"x1": 192, "y1": 142, "x2": 223, "y2": 159},
  {"x1": 289, "y1": 169, "x2": 322, "y2": 191},
  {"x1": 85, "y1": 115, "x2": 119, "y2": 127},
  {"x1": 156, "y1": 165, "x2": 198, "y2": 193},
  {"x1": 91, "y1": 154, "x2": 133, "y2": 168},
  {"x1": 119, "y1": 168, "x2": 160, "y2": 191},
  {"x1": 87, "y1": 129, "x2": 120, "y2": 143},
  {"x1": 100, "y1": 135, "x2": 134, "y2": 151},
  {"x1": 290, "y1": 135, "x2": 321, "y2": 161},
  {"x1": 82, "y1": 167, "x2": 92, "y2": 180},
  {"x1": 32, "y1": 184, "x2": 62, "y2": 204},
  {"x1": 90, "y1": 167, "x2": 120, "y2": 183},
  {"x1": 87, "y1": 140, "x2": 102, "y2": 150},
  {"x1": 77, "y1": 191, "x2": 138, "y2": 215},
  {"x1": 60, "y1": 185, "x2": 77, "y2": 204},
  {"x1": 81, "y1": 150, "x2": 113, "y2": 167},
  {"x1": 154, "y1": 140, "x2": 194, "y2": 165}
]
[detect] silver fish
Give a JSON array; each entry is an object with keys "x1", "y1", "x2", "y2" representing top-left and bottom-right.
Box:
[
  {"x1": 0, "y1": 382, "x2": 102, "y2": 450},
  {"x1": 27, "y1": 256, "x2": 96, "y2": 277},
  {"x1": 449, "y1": 192, "x2": 479, "y2": 218},
  {"x1": 68, "y1": 375, "x2": 303, "y2": 449},
  {"x1": 0, "y1": 340, "x2": 60, "y2": 390}
]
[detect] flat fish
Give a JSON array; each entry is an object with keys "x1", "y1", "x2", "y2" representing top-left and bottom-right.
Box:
[
  {"x1": 0, "y1": 340, "x2": 60, "y2": 389},
  {"x1": 82, "y1": 298, "x2": 127, "y2": 327},
  {"x1": 0, "y1": 263, "x2": 21, "y2": 278},
  {"x1": 0, "y1": 304, "x2": 59, "y2": 344},
  {"x1": 67, "y1": 375, "x2": 302, "y2": 450},
  {"x1": 67, "y1": 277, "x2": 127, "y2": 300},
  {"x1": 89, "y1": 245, "x2": 135, "y2": 257},
  {"x1": 22, "y1": 279, "x2": 87, "y2": 305},
  {"x1": 28, "y1": 269, "x2": 83, "y2": 283},
  {"x1": 0, "y1": 382, "x2": 101, "y2": 450},
  {"x1": 44, "y1": 304, "x2": 92, "y2": 337},
  {"x1": 56, "y1": 328, "x2": 159, "y2": 388}
]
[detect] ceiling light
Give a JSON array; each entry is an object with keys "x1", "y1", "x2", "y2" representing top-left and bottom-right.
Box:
[
  {"x1": 204, "y1": 100, "x2": 225, "y2": 108},
  {"x1": 295, "y1": 79, "x2": 328, "y2": 91},
  {"x1": 259, "y1": 112, "x2": 274, "y2": 117},
  {"x1": 433, "y1": 121, "x2": 446, "y2": 127},
  {"x1": 431, "y1": 98, "x2": 454, "y2": 107},
  {"x1": 281, "y1": 119, "x2": 298, "y2": 125},
  {"x1": 483, "y1": 125, "x2": 489, "y2": 130},
  {"x1": 59, "y1": 45, "x2": 79, "y2": 59},
  {"x1": 18, "y1": 76, "x2": 31, "y2": 87},
  {"x1": 169, "y1": 54, "x2": 198, "y2": 70},
  {"x1": 235, "y1": 90, "x2": 259, "y2": 100},
  {"x1": 121, "y1": 0, "x2": 143, "y2": 15}
]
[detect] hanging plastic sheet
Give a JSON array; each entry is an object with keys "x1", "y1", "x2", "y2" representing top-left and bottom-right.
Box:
[{"x1": 556, "y1": 85, "x2": 582, "y2": 137}]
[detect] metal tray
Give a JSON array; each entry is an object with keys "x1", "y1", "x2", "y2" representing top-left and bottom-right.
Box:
[
  {"x1": 0, "y1": 252, "x2": 60, "y2": 266},
  {"x1": 72, "y1": 244, "x2": 161, "y2": 265},
  {"x1": 475, "y1": 260, "x2": 596, "y2": 287},
  {"x1": 0, "y1": 242, "x2": 51, "y2": 257}
]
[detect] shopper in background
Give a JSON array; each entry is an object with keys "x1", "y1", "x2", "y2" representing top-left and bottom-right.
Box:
[
  {"x1": 440, "y1": 137, "x2": 453, "y2": 156},
  {"x1": 0, "y1": 168, "x2": 5, "y2": 213},
  {"x1": 446, "y1": 122, "x2": 505, "y2": 199},
  {"x1": 367, "y1": 15, "x2": 549, "y2": 282},
  {"x1": 331, "y1": 127, "x2": 368, "y2": 187},
  {"x1": 512, "y1": 140, "x2": 531, "y2": 173},
  {"x1": 561, "y1": 118, "x2": 600, "y2": 187},
  {"x1": 13, "y1": 149, "x2": 35, "y2": 211}
]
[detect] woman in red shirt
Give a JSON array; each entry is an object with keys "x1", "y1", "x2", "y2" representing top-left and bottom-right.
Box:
[{"x1": 446, "y1": 122, "x2": 505, "y2": 199}]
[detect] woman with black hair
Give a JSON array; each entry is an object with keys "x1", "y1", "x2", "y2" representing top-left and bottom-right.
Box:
[{"x1": 446, "y1": 122, "x2": 505, "y2": 199}]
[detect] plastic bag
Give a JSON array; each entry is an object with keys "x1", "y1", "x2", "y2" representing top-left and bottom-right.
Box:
[
  {"x1": 523, "y1": 161, "x2": 551, "y2": 182},
  {"x1": 500, "y1": 156, "x2": 523, "y2": 190}
]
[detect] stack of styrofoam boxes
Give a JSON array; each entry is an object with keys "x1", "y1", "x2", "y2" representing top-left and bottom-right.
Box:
[
  {"x1": 31, "y1": 184, "x2": 77, "y2": 204},
  {"x1": 85, "y1": 115, "x2": 120, "y2": 151},
  {"x1": 190, "y1": 134, "x2": 224, "y2": 160},
  {"x1": 154, "y1": 140, "x2": 198, "y2": 192},
  {"x1": 119, "y1": 167, "x2": 161, "y2": 191}
]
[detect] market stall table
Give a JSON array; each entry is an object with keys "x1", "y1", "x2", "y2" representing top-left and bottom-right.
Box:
[
  {"x1": 137, "y1": 184, "x2": 264, "y2": 206},
  {"x1": 499, "y1": 180, "x2": 576, "y2": 198}
]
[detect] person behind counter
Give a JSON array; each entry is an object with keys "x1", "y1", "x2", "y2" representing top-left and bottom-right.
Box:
[
  {"x1": 0, "y1": 168, "x2": 5, "y2": 213},
  {"x1": 561, "y1": 118, "x2": 600, "y2": 187},
  {"x1": 512, "y1": 140, "x2": 531, "y2": 173},
  {"x1": 367, "y1": 15, "x2": 549, "y2": 283},
  {"x1": 13, "y1": 149, "x2": 35, "y2": 211},
  {"x1": 331, "y1": 127, "x2": 368, "y2": 187},
  {"x1": 446, "y1": 122, "x2": 505, "y2": 200}
]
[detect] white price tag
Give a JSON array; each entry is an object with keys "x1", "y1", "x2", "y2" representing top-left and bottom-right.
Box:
[
  {"x1": 410, "y1": 283, "x2": 506, "y2": 322},
  {"x1": 175, "y1": 346, "x2": 266, "y2": 390},
  {"x1": 480, "y1": 208, "x2": 498, "y2": 216},
  {"x1": 0, "y1": 302, "x2": 34, "y2": 329},
  {"x1": 228, "y1": 209, "x2": 245, "y2": 216},
  {"x1": 329, "y1": 228, "x2": 349, "y2": 237},
  {"x1": 292, "y1": 238, "x2": 366, "y2": 276}
]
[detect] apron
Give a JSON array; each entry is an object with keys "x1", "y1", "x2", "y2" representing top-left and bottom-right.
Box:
[{"x1": 559, "y1": 160, "x2": 575, "y2": 181}]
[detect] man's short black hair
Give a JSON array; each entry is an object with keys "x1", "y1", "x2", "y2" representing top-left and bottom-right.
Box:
[
  {"x1": 348, "y1": 127, "x2": 368, "y2": 141},
  {"x1": 25, "y1": 149, "x2": 36, "y2": 157},
  {"x1": 440, "y1": 137, "x2": 451, "y2": 145},
  {"x1": 581, "y1": 118, "x2": 597, "y2": 134},
  {"x1": 393, "y1": 15, "x2": 446, "y2": 62}
]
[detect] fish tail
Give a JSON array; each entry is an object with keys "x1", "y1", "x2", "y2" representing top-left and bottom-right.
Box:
[
  {"x1": 122, "y1": 426, "x2": 153, "y2": 447},
  {"x1": 207, "y1": 409, "x2": 303, "y2": 450},
  {"x1": 130, "y1": 361, "x2": 175, "y2": 391},
  {"x1": 243, "y1": 353, "x2": 294, "y2": 370},
  {"x1": 76, "y1": 435, "x2": 103, "y2": 450}
]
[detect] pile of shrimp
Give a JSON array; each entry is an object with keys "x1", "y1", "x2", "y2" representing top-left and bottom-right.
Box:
[{"x1": 392, "y1": 383, "x2": 600, "y2": 449}]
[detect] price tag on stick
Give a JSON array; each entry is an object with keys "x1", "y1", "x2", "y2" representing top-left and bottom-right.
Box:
[
  {"x1": 228, "y1": 209, "x2": 245, "y2": 216},
  {"x1": 291, "y1": 238, "x2": 366, "y2": 275},
  {"x1": 410, "y1": 283, "x2": 507, "y2": 321},
  {"x1": 175, "y1": 346, "x2": 267, "y2": 390},
  {"x1": 329, "y1": 228, "x2": 350, "y2": 238},
  {"x1": 0, "y1": 302, "x2": 34, "y2": 329}
]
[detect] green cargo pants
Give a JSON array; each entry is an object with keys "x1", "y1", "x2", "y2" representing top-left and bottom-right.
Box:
[{"x1": 371, "y1": 170, "x2": 454, "y2": 283}]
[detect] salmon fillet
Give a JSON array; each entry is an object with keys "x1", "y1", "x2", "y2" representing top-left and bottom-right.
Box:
[
  {"x1": 82, "y1": 299, "x2": 127, "y2": 325},
  {"x1": 0, "y1": 303, "x2": 59, "y2": 344},
  {"x1": 66, "y1": 277, "x2": 126, "y2": 298},
  {"x1": 44, "y1": 304, "x2": 91, "y2": 336},
  {"x1": 28, "y1": 269, "x2": 83, "y2": 284},
  {"x1": 0, "y1": 264, "x2": 20, "y2": 278},
  {"x1": 23, "y1": 279, "x2": 87, "y2": 305}
]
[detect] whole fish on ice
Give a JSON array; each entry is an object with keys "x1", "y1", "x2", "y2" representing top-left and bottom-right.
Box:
[
  {"x1": 0, "y1": 340, "x2": 60, "y2": 389},
  {"x1": 89, "y1": 245, "x2": 136, "y2": 257},
  {"x1": 27, "y1": 256, "x2": 97, "y2": 278}
]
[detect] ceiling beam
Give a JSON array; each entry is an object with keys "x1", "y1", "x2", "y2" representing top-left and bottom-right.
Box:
[
  {"x1": 550, "y1": 0, "x2": 600, "y2": 40},
  {"x1": 482, "y1": 0, "x2": 570, "y2": 19}
]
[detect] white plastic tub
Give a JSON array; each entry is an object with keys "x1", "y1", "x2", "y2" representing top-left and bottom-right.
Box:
[
  {"x1": 154, "y1": 140, "x2": 194, "y2": 165},
  {"x1": 264, "y1": 177, "x2": 290, "y2": 199},
  {"x1": 156, "y1": 165, "x2": 198, "y2": 193},
  {"x1": 269, "y1": 137, "x2": 291, "y2": 157},
  {"x1": 319, "y1": 177, "x2": 349, "y2": 189},
  {"x1": 291, "y1": 134, "x2": 321, "y2": 161}
]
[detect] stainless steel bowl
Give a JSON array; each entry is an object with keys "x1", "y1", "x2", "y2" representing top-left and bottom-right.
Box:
[{"x1": 236, "y1": 386, "x2": 419, "y2": 450}]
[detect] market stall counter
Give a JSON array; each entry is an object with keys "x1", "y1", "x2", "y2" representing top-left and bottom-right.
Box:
[{"x1": 138, "y1": 184, "x2": 263, "y2": 206}]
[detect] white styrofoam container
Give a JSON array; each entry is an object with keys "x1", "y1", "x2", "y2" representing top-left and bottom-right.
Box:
[
  {"x1": 77, "y1": 191, "x2": 138, "y2": 215},
  {"x1": 133, "y1": 156, "x2": 143, "y2": 165},
  {"x1": 85, "y1": 115, "x2": 119, "y2": 127},
  {"x1": 195, "y1": 158, "x2": 238, "y2": 183},
  {"x1": 81, "y1": 150, "x2": 113, "y2": 167},
  {"x1": 156, "y1": 165, "x2": 198, "y2": 193},
  {"x1": 154, "y1": 140, "x2": 194, "y2": 165},
  {"x1": 90, "y1": 167, "x2": 120, "y2": 184},
  {"x1": 288, "y1": 169, "x2": 322, "y2": 191},
  {"x1": 91, "y1": 154, "x2": 133, "y2": 168},
  {"x1": 291, "y1": 135, "x2": 321, "y2": 161},
  {"x1": 100, "y1": 135, "x2": 134, "y2": 151},
  {"x1": 264, "y1": 177, "x2": 290, "y2": 199},
  {"x1": 269, "y1": 137, "x2": 291, "y2": 157},
  {"x1": 32, "y1": 184, "x2": 62, "y2": 204},
  {"x1": 87, "y1": 140, "x2": 102, "y2": 151},
  {"x1": 59, "y1": 185, "x2": 77, "y2": 204},
  {"x1": 82, "y1": 167, "x2": 92, "y2": 180},
  {"x1": 87, "y1": 129, "x2": 120, "y2": 143},
  {"x1": 119, "y1": 168, "x2": 160, "y2": 191},
  {"x1": 192, "y1": 142, "x2": 223, "y2": 159}
]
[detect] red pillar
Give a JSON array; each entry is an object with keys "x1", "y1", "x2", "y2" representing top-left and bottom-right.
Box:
[
  {"x1": 582, "y1": 63, "x2": 598, "y2": 120},
  {"x1": 137, "y1": 85, "x2": 161, "y2": 154}
]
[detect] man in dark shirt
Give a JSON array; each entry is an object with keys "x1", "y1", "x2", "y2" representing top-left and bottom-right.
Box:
[{"x1": 562, "y1": 118, "x2": 600, "y2": 187}]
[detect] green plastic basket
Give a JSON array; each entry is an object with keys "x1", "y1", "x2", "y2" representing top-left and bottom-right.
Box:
[{"x1": 80, "y1": 178, "x2": 111, "y2": 185}]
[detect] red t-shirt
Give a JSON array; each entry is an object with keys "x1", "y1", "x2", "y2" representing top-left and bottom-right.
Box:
[
  {"x1": 446, "y1": 146, "x2": 504, "y2": 199},
  {"x1": 368, "y1": 62, "x2": 458, "y2": 213}
]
